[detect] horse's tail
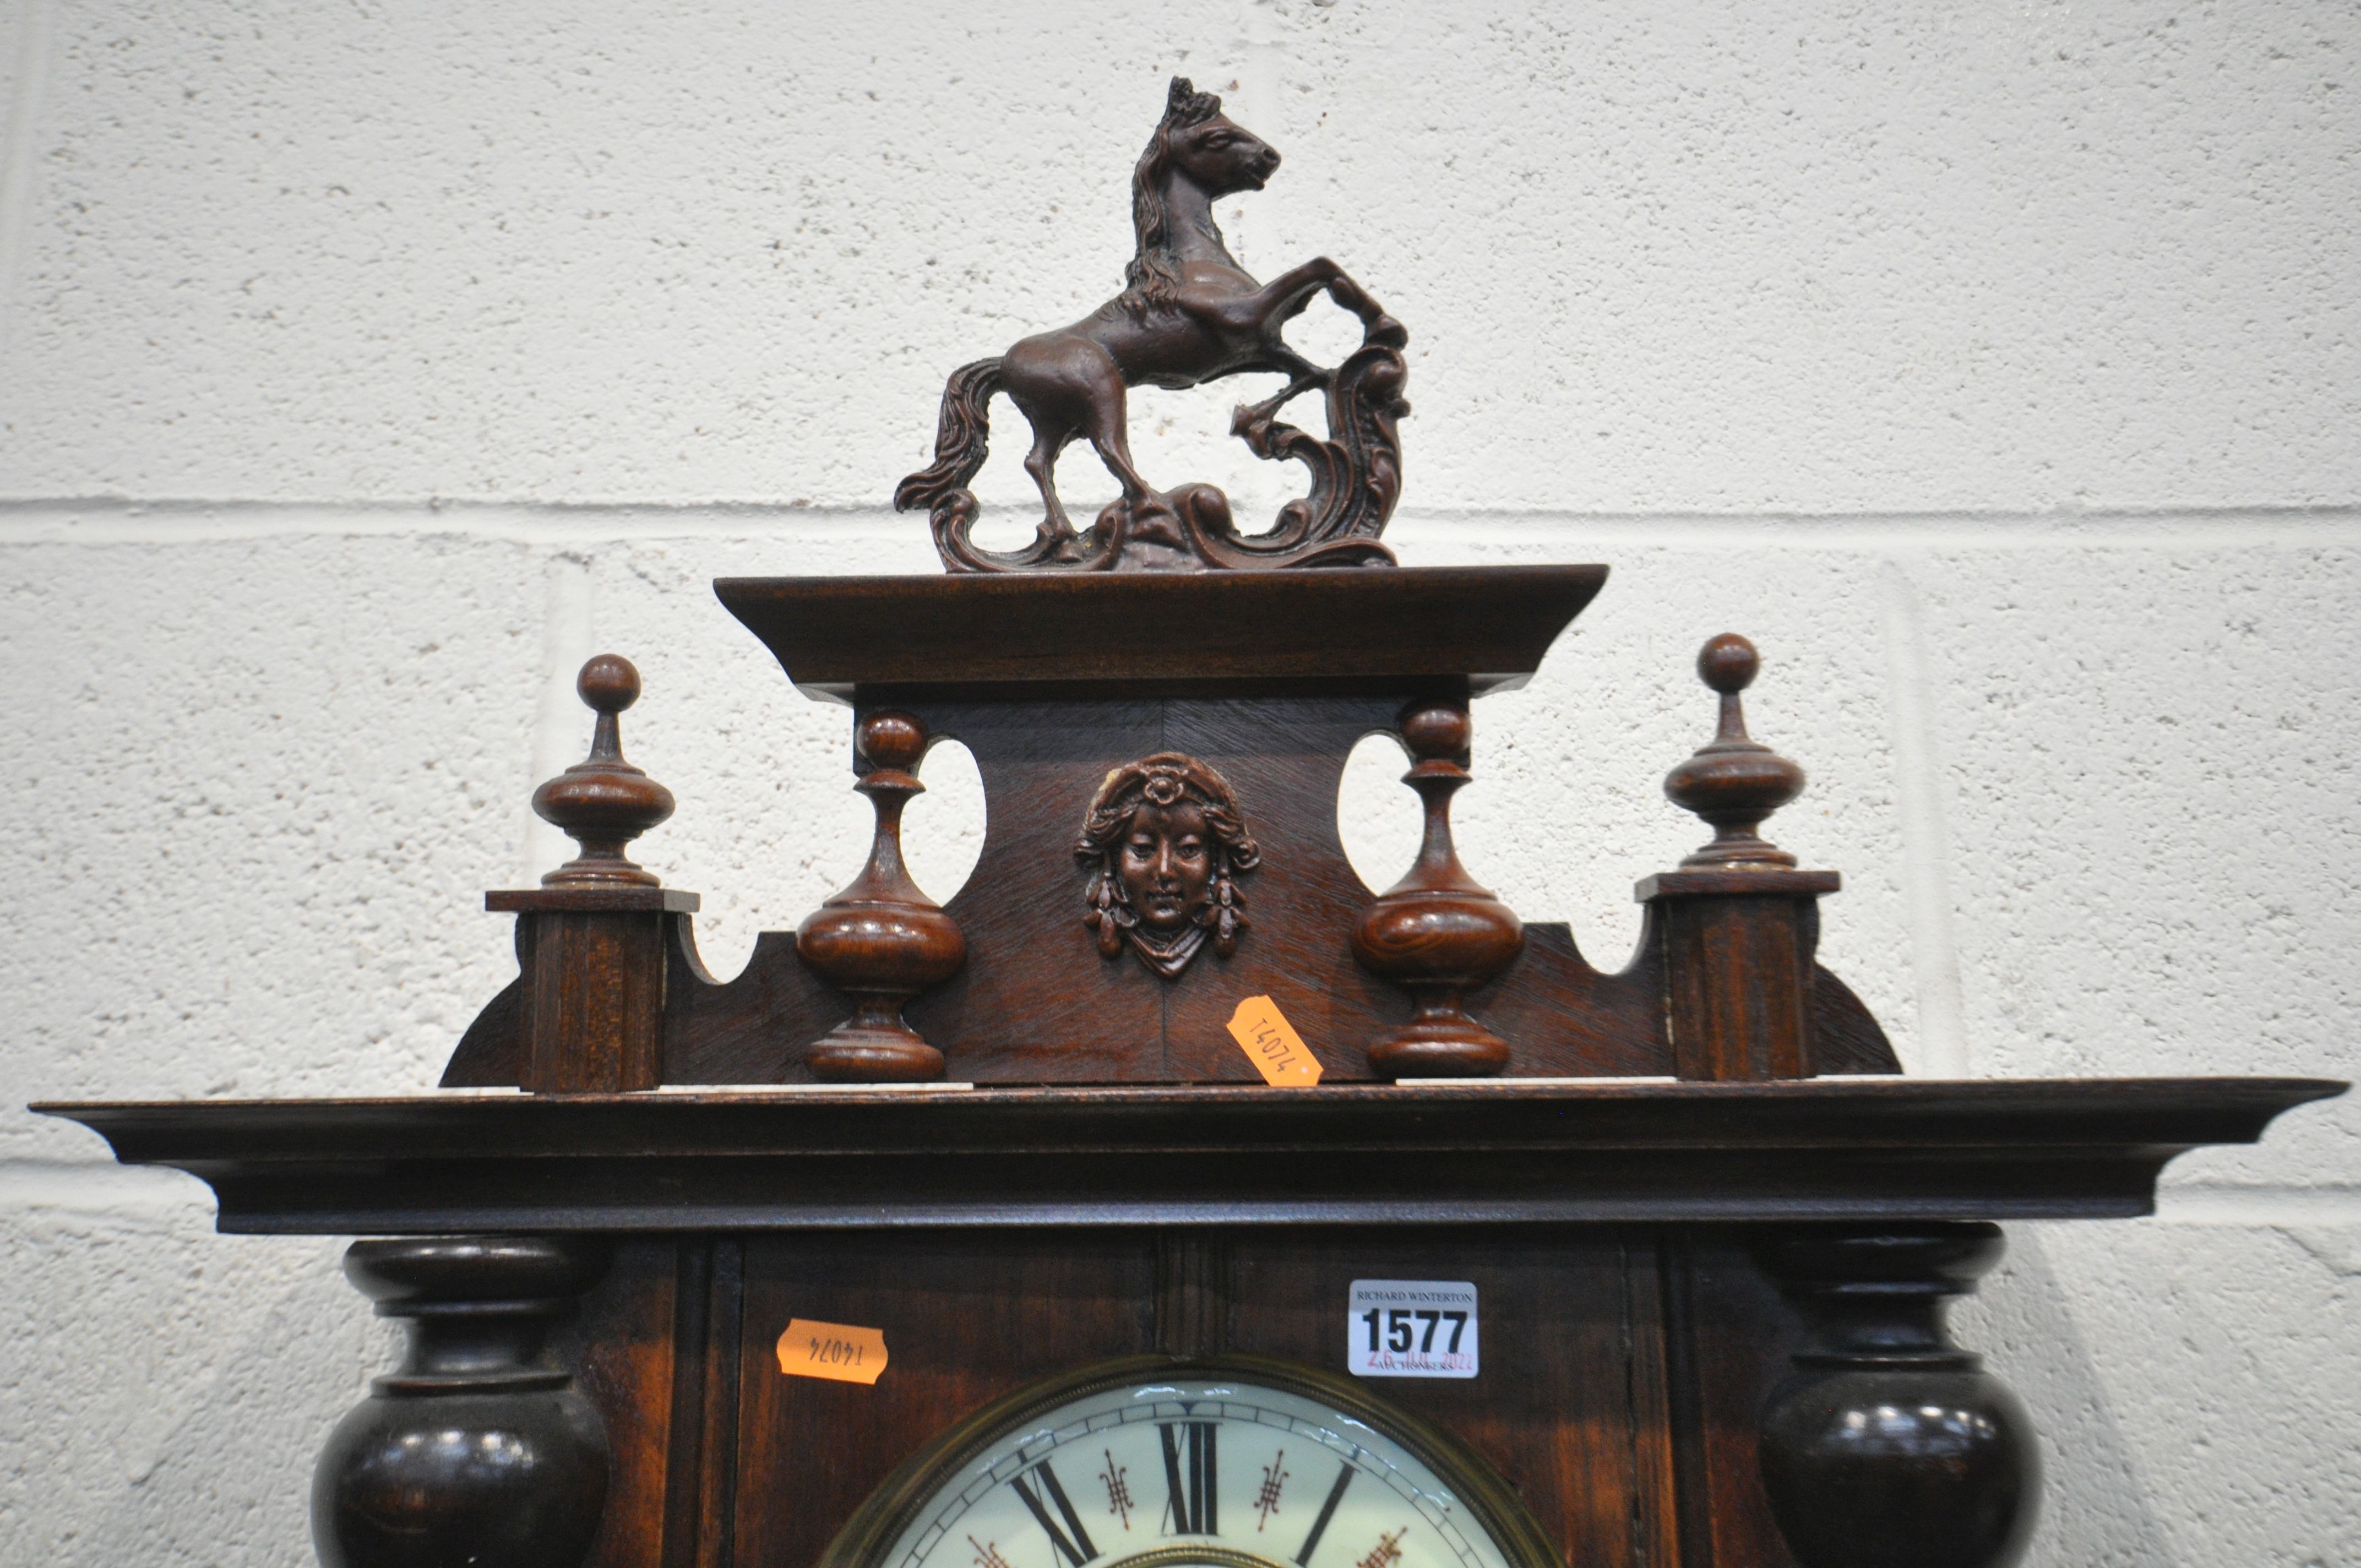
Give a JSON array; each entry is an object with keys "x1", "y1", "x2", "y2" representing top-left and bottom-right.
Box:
[{"x1": 895, "y1": 357, "x2": 1003, "y2": 513}]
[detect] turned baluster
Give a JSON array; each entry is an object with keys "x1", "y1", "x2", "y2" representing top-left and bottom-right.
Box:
[
  {"x1": 796, "y1": 710, "x2": 967, "y2": 1081},
  {"x1": 1350, "y1": 699, "x2": 1525, "y2": 1078},
  {"x1": 487, "y1": 655, "x2": 698, "y2": 1092},
  {"x1": 1756, "y1": 1224, "x2": 2041, "y2": 1568},
  {"x1": 314, "y1": 1236, "x2": 612, "y2": 1568},
  {"x1": 1636, "y1": 634, "x2": 1837, "y2": 1080}
]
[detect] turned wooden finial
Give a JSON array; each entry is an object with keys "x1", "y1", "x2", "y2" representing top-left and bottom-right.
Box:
[
  {"x1": 532, "y1": 655, "x2": 677, "y2": 887},
  {"x1": 1350, "y1": 699, "x2": 1525, "y2": 1079},
  {"x1": 1663, "y1": 634, "x2": 1805, "y2": 869},
  {"x1": 795, "y1": 710, "x2": 967, "y2": 1081}
]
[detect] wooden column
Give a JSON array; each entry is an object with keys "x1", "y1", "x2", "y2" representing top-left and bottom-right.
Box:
[
  {"x1": 314, "y1": 1237, "x2": 613, "y2": 1568},
  {"x1": 1754, "y1": 1224, "x2": 2040, "y2": 1568},
  {"x1": 1640, "y1": 869, "x2": 1835, "y2": 1080},
  {"x1": 1642, "y1": 634, "x2": 1834, "y2": 1081},
  {"x1": 489, "y1": 654, "x2": 694, "y2": 1093},
  {"x1": 492, "y1": 885, "x2": 700, "y2": 1092}
]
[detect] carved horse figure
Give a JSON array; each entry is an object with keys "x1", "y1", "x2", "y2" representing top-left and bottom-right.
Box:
[{"x1": 896, "y1": 77, "x2": 1400, "y2": 569}]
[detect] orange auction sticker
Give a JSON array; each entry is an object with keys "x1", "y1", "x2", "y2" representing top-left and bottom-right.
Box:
[
  {"x1": 1227, "y1": 995, "x2": 1323, "y2": 1086},
  {"x1": 776, "y1": 1319, "x2": 889, "y2": 1385}
]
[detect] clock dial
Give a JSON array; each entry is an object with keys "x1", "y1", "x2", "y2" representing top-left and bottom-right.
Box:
[{"x1": 819, "y1": 1358, "x2": 1557, "y2": 1568}]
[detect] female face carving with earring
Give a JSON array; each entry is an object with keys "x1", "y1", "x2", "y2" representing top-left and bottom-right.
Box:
[{"x1": 1076, "y1": 753, "x2": 1259, "y2": 979}]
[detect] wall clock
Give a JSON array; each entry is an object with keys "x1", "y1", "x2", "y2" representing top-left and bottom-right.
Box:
[
  {"x1": 818, "y1": 1357, "x2": 1561, "y2": 1568},
  {"x1": 30, "y1": 74, "x2": 2344, "y2": 1568}
]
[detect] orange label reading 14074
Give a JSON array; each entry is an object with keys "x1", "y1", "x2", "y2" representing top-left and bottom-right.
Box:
[
  {"x1": 1226, "y1": 994, "x2": 1323, "y2": 1086},
  {"x1": 775, "y1": 1319, "x2": 889, "y2": 1385}
]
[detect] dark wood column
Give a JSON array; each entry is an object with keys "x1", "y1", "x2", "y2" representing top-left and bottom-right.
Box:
[
  {"x1": 313, "y1": 1237, "x2": 614, "y2": 1568},
  {"x1": 1754, "y1": 1224, "x2": 2039, "y2": 1568}
]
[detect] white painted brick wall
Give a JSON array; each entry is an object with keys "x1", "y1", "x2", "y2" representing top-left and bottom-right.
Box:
[{"x1": 2, "y1": 2, "x2": 2354, "y2": 1562}]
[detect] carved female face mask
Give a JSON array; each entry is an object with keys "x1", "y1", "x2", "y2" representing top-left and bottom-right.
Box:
[
  {"x1": 1077, "y1": 753, "x2": 1260, "y2": 979},
  {"x1": 1118, "y1": 801, "x2": 1214, "y2": 933}
]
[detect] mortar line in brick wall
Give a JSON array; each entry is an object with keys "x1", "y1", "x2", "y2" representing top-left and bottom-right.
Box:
[
  {"x1": 0, "y1": 1157, "x2": 209, "y2": 1217},
  {"x1": 1, "y1": 499, "x2": 2360, "y2": 548},
  {"x1": 1401, "y1": 510, "x2": 2361, "y2": 551},
  {"x1": 0, "y1": 0, "x2": 55, "y2": 358},
  {"x1": 0, "y1": 500, "x2": 905, "y2": 545},
  {"x1": 2153, "y1": 1183, "x2": 2361, "y2": 1227}
]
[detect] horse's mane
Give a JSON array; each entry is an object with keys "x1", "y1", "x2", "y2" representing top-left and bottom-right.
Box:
[{"x1": 1116, "y1": 77, "x2": 1225, "y2": 320}]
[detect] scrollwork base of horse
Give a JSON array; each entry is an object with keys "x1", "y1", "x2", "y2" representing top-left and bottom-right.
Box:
[{"x1": 893, "y1": 77, "x2": 1410, "y2": 574}]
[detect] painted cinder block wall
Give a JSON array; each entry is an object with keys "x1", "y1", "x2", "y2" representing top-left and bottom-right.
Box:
[{"x1": 3, "y1": 2, "x2": 2355, "y2": 1562}]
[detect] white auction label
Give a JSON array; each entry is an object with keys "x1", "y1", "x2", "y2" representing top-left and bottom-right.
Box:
[{"x1": 1346, "y1": 1278, "x2": 1478, "y2": 1378}]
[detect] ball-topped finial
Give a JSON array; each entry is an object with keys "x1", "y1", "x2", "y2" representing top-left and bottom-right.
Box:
[
  {"x1": 1696, "y1": 633, "x2": 1759, "y2": 695},
  {"x1": 856, "y1": 711, "x2": 928, "y2": 774},
  {"x1": 1351, "y1": 697, "x2": 1522, "y2": 1079},
  {"x1": 576, "y1": 653, "x2": 641, "y2": 714},
  {"x1": 532, "y1": 654, "x2": 675, "y2": 886},
  {"x1": 798, "y1": 709, "x2": 963, "y2": 1082},
  {"x1": 1662, "y1": 633, "x2": 1804, "y2": 869},
  {"x1": 1398, "y1": 701, "x2": 1472, "y2": 764}
]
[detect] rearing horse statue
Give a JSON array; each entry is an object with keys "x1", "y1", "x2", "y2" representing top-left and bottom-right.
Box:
[{"x1": 895, "y1": 77, "x2": 1410, "y2": 572}]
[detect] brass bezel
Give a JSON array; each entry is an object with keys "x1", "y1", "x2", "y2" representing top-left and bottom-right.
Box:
[{"x1": 815, "y1": 1353, "x2": 1561, "y2": 1568}]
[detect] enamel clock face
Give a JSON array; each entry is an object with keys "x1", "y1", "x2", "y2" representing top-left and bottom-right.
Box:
[{"x1": 820, "y1": 1359, "x2": 1557, "y2": 1568}]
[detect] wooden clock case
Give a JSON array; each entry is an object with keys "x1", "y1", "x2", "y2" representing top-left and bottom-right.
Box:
[{"x1": 40, "y1": 563, "x2": 2341, "y2": 1568}]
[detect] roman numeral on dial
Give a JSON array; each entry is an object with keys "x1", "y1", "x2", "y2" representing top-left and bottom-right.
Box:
[
  {"x1": 1158, "y1": 1420, "x2": 1219, "y2": 1536},
  {"x1": 1010, "y1": 1461, "x2": 1098, "y2": 1567}
]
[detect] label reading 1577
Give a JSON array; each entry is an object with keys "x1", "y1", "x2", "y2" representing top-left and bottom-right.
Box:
[{"x1": 1346, "y1": 1278, "x2": 1478, "y2": 1379}]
